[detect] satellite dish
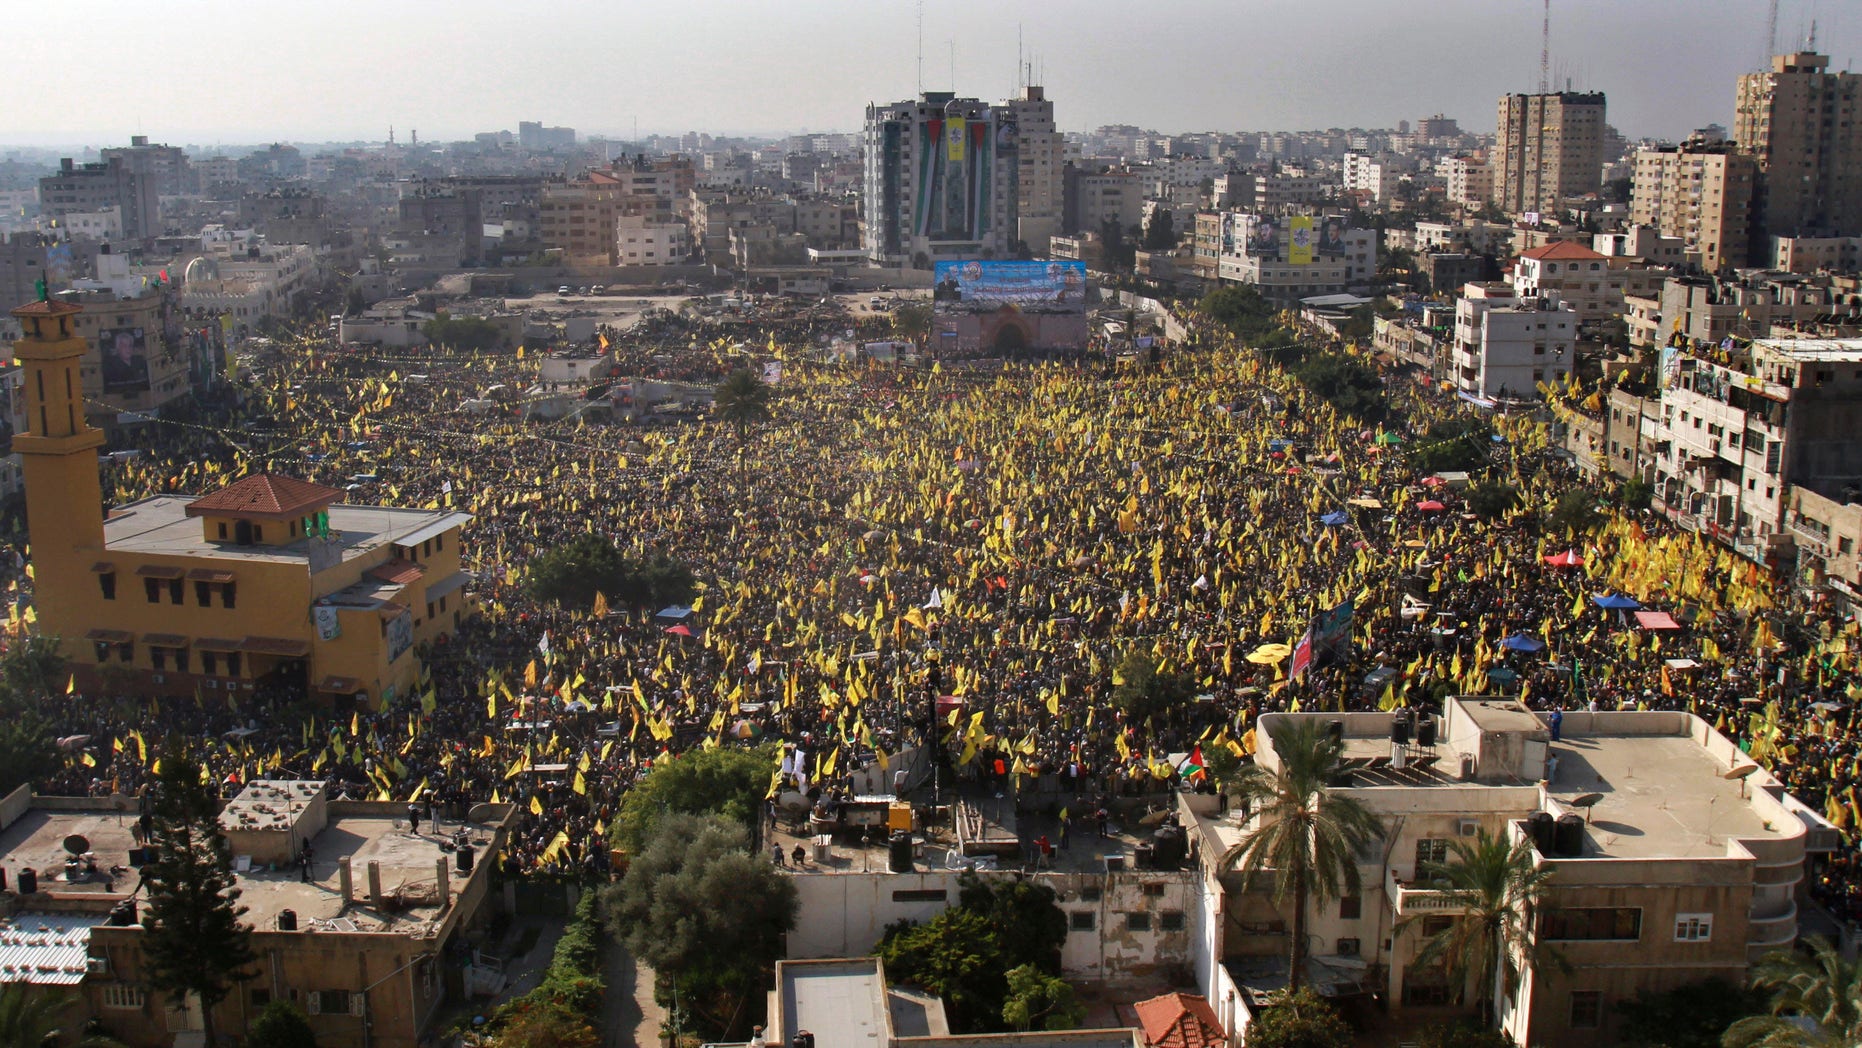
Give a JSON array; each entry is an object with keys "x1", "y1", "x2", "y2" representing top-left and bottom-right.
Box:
[
  {"x1": 1723, "y1": 764, "x2": 1760, "y2": 780},
  {"x1": 466, "y1": 803, "x2": 497, "y2": 824},
  {"x1": 1571, "y1": 793, "x2": 1604, "y2": 808},
  {"x1": 62, "y1": 835, "x2": 90, "y2": 856}
]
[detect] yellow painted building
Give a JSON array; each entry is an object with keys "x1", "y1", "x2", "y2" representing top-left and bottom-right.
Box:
[{"x1": 11, "y1": 296, "x2": 472, "y2": 707}]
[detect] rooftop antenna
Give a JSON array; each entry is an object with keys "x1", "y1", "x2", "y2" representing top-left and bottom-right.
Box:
[
  {"x1": 916, "y1": 0, "x2": 924, "y2": 95},
  {"x1": 949, "y1": 39, "x2": 955, "y2": 93},
  {"x1": 1017, "y1": 24, "x2": 1023, "y2": 95},
  {"x1": 1808, "y1": 18, "x2": 1818, "y2": 51},
  {"x1": 1765, "y1": 0, "x2": 1780, "y2": 63},
  {"x1": 1540, "y1": 0, "x2": 1551, "y2": 94}
]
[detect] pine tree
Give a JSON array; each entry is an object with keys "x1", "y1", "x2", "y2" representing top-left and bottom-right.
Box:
[{"x1": 141, "y1": 756, "x2": 256, "y2": 1048}]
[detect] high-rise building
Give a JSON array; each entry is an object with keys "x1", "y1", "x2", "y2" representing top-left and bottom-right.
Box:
[
  {"x1": 1491, "y1": 92, "x2": 1607, "y2": 215},
  {"x1": 1629, "y1": 142, "x2": 1756, "y2": 272},
  {"x1": 99, "y1": 135, "x2": 190, "y2": 197},
  {"x1": 1735, "y1": 52, "x2": 1862, "y2": 240},
  {"x1": 1000, "y1": 86, "x2": 1063, "y2": 253},
  {"x1": 861, "y1": 92, "x2": 1019, "y2": 265},
  {"x1": 39, "y1": 157, "x2": 160, "y2": 241}
]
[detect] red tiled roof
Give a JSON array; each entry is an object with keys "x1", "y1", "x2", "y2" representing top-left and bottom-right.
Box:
[
  {"x1": 368, "y1": 558, "x2": 425, "y2": 586},
  {"x1": 1518, "y1": 240, "x2": 1605, "y2": 261},
  {"x1": 1134, "y1": 993, "x2": 1225, "y2": 1048},
  {"x1": 184, "y1": 473, "x2": 345, "y2": 521},
  {"x1": 10, "y1": 299, "x2": 82, "y2": 319}
]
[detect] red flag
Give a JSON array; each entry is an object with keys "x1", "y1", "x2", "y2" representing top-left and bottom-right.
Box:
[{"x1": 1290, "y1": 629, "x2": 1314, "y2": 680}]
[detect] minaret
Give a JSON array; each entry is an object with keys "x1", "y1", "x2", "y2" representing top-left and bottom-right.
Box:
[{"x1": 10, "y1": 291, "x2": 106, "y2": 643}]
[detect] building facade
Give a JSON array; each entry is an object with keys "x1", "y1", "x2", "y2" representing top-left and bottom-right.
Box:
[
  {"x1": 861, "y1": 92, "x2": 1019, "y2": 265},
  {"x1": 1735, "y1": 52, "x2": 1862, "y2": 241},
  {"x1": 1491, "y1": 92, "x2": 1607, "y2": 215},
  {"x1": 1630, "y1": 143, "x2": 1756, "y2": 272},
  {"x1": 1452, "y1": 282, "x2": 1575, "y2": 400}
]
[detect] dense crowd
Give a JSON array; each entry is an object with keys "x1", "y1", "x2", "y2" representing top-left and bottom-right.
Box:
[{"x1": 7, "y1": 300, "x2": 1862, "y2": 917}]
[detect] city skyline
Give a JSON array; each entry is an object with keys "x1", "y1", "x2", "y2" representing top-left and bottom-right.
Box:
[{"x1": 6, "y1": 0, "x2": 1861, "y2": 148}]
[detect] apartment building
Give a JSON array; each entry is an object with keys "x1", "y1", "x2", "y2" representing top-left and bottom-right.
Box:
[
  {"x1": 39, "y1": 158, "x2": 160, "y2": 241},
  {"x1": 1063, "y1": 166, "x2": 1145, "y2": 237},
  {"x1": 1491, "y1": 92, "x2": 1607, "y2": 215},
  {"x1": 1443, "y1": 155, "x2": 1492, "y2": 209},
  {"x1": 1736, "y1": 53, "x2": 1862, "y2": 242},
  {"x1": 1451, "y1": 282, "x2": 1575, "y2": 400},
  {"x1": 1511, "y1": 241, "x2": 1624, "y2": 332},
  {"x1": 1185, "y1": 699, "x2": 1825, "y2": 1048},
  {"x1": 1630, "y1": 143, "x2": 1756, "y2": 271},
  {"x1": 1002, "y1": 86, "x2": 1065, "y2": 252},
  {"x1": 861, "y1": 92, "x2": 1019, "y2": 265}
]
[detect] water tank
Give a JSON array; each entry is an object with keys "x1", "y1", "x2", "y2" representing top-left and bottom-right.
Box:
[
  {"x1": 1152, "y1": 825, "x2": 1187, "y2": 869},
  {"x1": 1390, "y1": 715, "x2": 1410, "y2": 745},
  {"x1": 793, "y1": 1032, "x2": 816, "y2": 1048},
  {"x1": 17, "y1": 868, "x2": 37, "y2": 895},
  {"x1": 456, "y1": 844, "x2": 475, "y2": 874},
  {"x1": 1417, "y1": 715, "x2": 1437, "y2": 748},
  {"x1": 888, "y1": 832, "x2": 913, "y2": 873},
  {"x1": 1326, "y1": 720, "x2": 1344, "y2": 743},
  {"x1": 1528, "y1": 812, "x2": 1556, "y2": 854},
  {"x1": 1554, "y1": 814, "x2": 1585, "y2": 857},
  {"x1": 109, "y1": 901, "x2": 136, "y2": 927},
  {"x1": 277, "y1": 909, "x2": 297, "y2": 931}
]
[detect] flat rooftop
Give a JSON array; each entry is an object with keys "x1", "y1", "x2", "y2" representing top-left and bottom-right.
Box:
[
  {"x1": 102, "y1": 496, "x2": 469, "y2": 568},
  {"x1": 0, "y1": 804, "x2": 500, "y2": 934},
  {"x1": 780, "y1": 959, "x2": 890, "y2": 1048},
  {"x1": 1752, "y1": 337, "x2": 1862, "y2": 362},
  {"x1": 1546, "y1": 733, "x2": 1778, "y2": 859}
]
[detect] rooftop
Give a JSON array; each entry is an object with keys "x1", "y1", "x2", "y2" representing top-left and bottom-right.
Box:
[
  {"x1": 185, "y1": 473, "x2": 346, "y2": 521},
  {"x1": 0, "y1": 914, "x2": 98, "y2": 985},
  {"x1": 1750, "y1": 337, "x2": 1862, "y2": 363},
  {"x1": 1134, "y1": 993, "x2": 1225, "y2": 1048},
  {"x1": 1519, "y1": 240, "x2": 1606, "y2": 262},
  {"x1": 103, "y1": 496, "x2": 469, "y2": 570},
  {"x1": 1543, "y1": 730, "x2": 1778, "y2": 860}
]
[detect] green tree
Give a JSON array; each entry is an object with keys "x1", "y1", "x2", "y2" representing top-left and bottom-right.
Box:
[
  {"x1": 1547, "y1": 489, "x2": 1605, "y2": 535},
  {"x1": 893, "y1": 301, "x2": 933, "y2": 347},
  {"x1": 494, "y1": 996, "x2": 601, "y2": 1048},
  {"x1": 712, "y1": 368, "x2": 774, "y2": 476},
  {"x1": 1617, "y1": 478, "x2": 1653, "y2": 513},
  {"x1": 1399, "y1": 830, "x2": 1558, "y2": 1024},
  {"x1": 1002, "y1": 965, "x2": 1085, "y2": 1032},
  {"x1": 602, "y1": 814, "x2": 797, "y2": 1039},
  {"x1": 1417, "y1": 1020, "x2": 1515, "y2": 1048},
  {"x1": 245, "y1": 1000, "x2": 318, "y2": 1048},
  {"x1": 1246, "y1": 988, "x2": 1353, "y2": 1048},
  {"x1": 1223, "y1": 720, "x2": 1385, "y2": 992},
  {"x1": 141, "y1": 756, "x2": 257, "y2": 1048},
  {"x1": 1142, "y1": 210, "x2": 1177, "y2": 252},
  {"x1": 0, "y1": 983, "x2": 123, "y2": 1048},
  {"x1": 1724, "y1": 937, "x2": 1862, "y2": 1048},
  {"x1": 524, "y1": 535, "x2": 694, "y2": 612},
  {"x1": 420, "y1": 315, "x2": 507, "y2": 352},
  {"x1": 1465, "y1": 482, "x2": 1521, "y2": 521},
  {"x1": 1410, "y1": 417, "x2": 1496, "y2": 473},
  {"x1": 878, "y1": 875, "x2": 1069, "y2": 1033},
  {"x1": 0, "y1": 636, "x2": 65, "y2": 699},
  {"x1": 1292, "y1": 352, "x2": 1387, "y2": 422},
  {"x1": 342, "y1": 286, "x2": 368, "y2": 318},
  {"x1": 1110, "y1": 650, "x2": 1195, "y2": 723},
  {"x1": 1614, "y1": 978, "x2": 1763, "y2": 1048},
  {"x1": 611, "y1": 744, "x2": 777, "y2": 858}
]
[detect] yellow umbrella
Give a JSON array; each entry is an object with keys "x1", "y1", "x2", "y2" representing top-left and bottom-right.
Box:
[{"x1": 1246, "y1": 643, "x2": 1293, "y2": 665}]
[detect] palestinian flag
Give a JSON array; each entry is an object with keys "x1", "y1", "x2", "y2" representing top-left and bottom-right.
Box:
[{"x1": 1183, "y1": 745, "x2": 1207, "y2": 781}]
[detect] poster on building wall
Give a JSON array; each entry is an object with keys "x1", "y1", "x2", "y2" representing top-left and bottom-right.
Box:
[
  {"x1": 994, "y1": 114, "x2": 1018, "y2": 154},
  {"x1": 1220, "y1": 213, "x2": 1245, "y2": 256},
  {"x1": 386, "y1": 608, "x2": 413, "y2": 663},
  {"x1": 313, "y1": 604, "x2": 342, "y2": 642},
  {"x1": 933, "y1": 260, "x2": 1087, "y2": 314},
  {"x1": 1245, "y1": 216, "x2": 1280, "y2": 257},
  {"x1": 100, "y1": 327, "x2": 151, "y2": 393},
  {"x1": 1289, "y1": 216, "x2": 1315, "y2": 265},
  {"x1": 947, "y1": 118, "x2": 966, "y2": 162},
  {"x1": 1317, "y1": 216, "x2": 1349, "y2": 256}
]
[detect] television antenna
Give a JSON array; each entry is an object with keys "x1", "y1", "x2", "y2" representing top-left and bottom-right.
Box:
[{"x1": 1540, "y1": 0, "x2": 1551, "y2": 94}]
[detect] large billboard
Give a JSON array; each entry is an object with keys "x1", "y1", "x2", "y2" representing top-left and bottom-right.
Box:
[
  {"x1": 1245, "y1": 215, "x2": 1280, "y2": 257},
  {"x1": 1316, "y1": 215, "x2": 1350, "y2": 257},
  {"x1": 1289, "y1": 215, "x2": 1314, "y2": 266},
  {"x1": 933, "y1": 260, "x2": 1087, "y2": 314},
  {"x1": 100, "y1": 327, "x2": 150, "y2": 393}
]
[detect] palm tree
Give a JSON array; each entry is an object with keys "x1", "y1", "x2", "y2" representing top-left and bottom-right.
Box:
[
  {"x1": 1222, "y1": 719, "x2": 1385, "y2": 992},
  {"x1": 711, "y1": 367, "x2": 772, "y2": 478},
  {"x1": 1723, "y1": 936, "x2": 1862, "y2": 1048},
  {"x1": 1399, "y1": 829, "x2": 1559, "y2": 1024},
  {"x1": 0, "y1": 983, "x2": 124, "y2": 1048}
]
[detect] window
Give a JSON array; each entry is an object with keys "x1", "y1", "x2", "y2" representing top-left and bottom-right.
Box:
[
  {"x1": 174, "y1": 648, "x2": 188, "y2": 673},
  {"x1": 1541, "y1": 907, "x2": 1641, "y2": 941},
  {"x1": 1337, "y1": 937, "x2": 1360, "y2": 956},
  {"x1": 1160, "y1": 911, "x2": 1186, "y2": 932},
  {"x1": 225, "y1": 653, "x2": 241, "y2": 678},
  {"x1": 201, "y1": 652, "x2": 217, "y2": 676},
  {"x1": 99, "y1": 572, "x2": 115, "y2": 600},
  {"x1": 152, "y1": 648, "x2": 166, "y2": 672},
  {"x1": 1141, "y1": 882, "x2": 1167, "y2": 897},
  {"x1": 1070, "y1": 911, "x2": 1096, "y2": 932},
  {"x1": 102, "y1": 984, "x2": 146, "y2": 1010},
  {"x1": 310, "y1": 990, "x2": 353, "y2": 1016},
  {"x1": 1674, "y1": 913, "x2": 1713, "y2": 942},
  {"x1": 1078, "y1": 885, "x2": 1102, "y2": 902},
  {"x1": 1339, "y1": 895, "x2": 1361, "y2": 920},
  {"x1": 1414, "y1": 838, "x2": 1450, "y2": 869},
  {"x1": 145, "y1": 578, "x2": 161, "y2": 603},
  {"x1": 196, "y1": 581, "x2": 211, "y2": 606},
  {"x1": 222, "y1": 582, "x2": 236, "y2": 609},
  {"x1": 168, "y1": 578, "x2": 183, "y2": 604},
  {"x1": 891, "y1": 889, "x2": 947, "y2": 903},
  {"x1": 1125, "y1": 913, "x2": 1152, "y2": 932},
  {"x1": 1570, "y1": 991, "x2": 1604, "y2": 1029}
]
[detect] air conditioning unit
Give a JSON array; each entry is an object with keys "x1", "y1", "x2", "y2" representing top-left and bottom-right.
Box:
[
  {"x1": 151, "y1": 674, "x2": 164, "y2": 685},
  {"x1": 85, "y1": 957, "x2": 108, "y2": 975},
  {"x1": 1457, "y1": 818, "x2": 1480, "y2": 837}
]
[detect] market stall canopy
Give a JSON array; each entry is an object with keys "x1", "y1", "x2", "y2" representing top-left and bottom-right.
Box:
[
  {"x1": 1416, "y1": 500, "x2": 1447, "y2": 512},
  {"x1": 1319, "y1": 511, "x2": 1350, "y2": 527},
  {"x1": 1246, "y1": 642, "x2": 1293, "y2": 665},
  {"x1": 1634, "y1": 611, "x2": 1681, "y2": 631},
  {"x1": 1543, "y1": 550, "x2": 1585, "y2": 567},
  {"x1": 1592, "y1": 593, "x2": 1642, "y2": 610},
  {"x1": 1501, "y1": 633, "x2": 1546, "y2": 652},
  {"x1": 663, "y1": 624, "x2": 694, "y2": 637}
]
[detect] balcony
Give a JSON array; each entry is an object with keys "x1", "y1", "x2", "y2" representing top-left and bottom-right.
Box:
[{"x1": 1385, "y1": 867, "x2": 1473, "y2": 915}]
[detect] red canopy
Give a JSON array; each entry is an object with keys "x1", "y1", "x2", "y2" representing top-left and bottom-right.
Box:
[
  {"x1": 1420, "y1": 475, "x2": 1447, "y2": 487},
  {"x1": 1634, "y1": 611, "x2": 1681, "y2": 631},
  {"x1": 1543, "y1": 549, "x2": 1585, "y2": 567},
  {"x1": 664, "y1": 624, "x2": 694, "y2": 637},
  {"x1": 1416, "y1": 500, "x2": 1447, "y2": 512}
]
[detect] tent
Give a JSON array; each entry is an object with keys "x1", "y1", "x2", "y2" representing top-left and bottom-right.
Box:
[
  {"x1": 1487, "y1": 666, "x2": 1520, "y2": 683},
  {"x1": 1592, "y1": 593, "x2": 1642, "y2": 610},
  {"x1": 1634, "y1": 611, "x2": 1681, "y2": 631},
  {"x1": 1375, "y1": 432, "x2": 1403, "y2": 445},
  {"x1": 1246, "y1": 642, "x2": 1293, "y2": 665},
  {"x1": 1416, "y1": 500, "x2": 1447, "y2": 512},
  {"x1": 1420, "y1": 475, "x2": 1447, "y2": 487},
  {"x1": 1542, "y1": 550, "x2": 1584, "y2": 567},
  {"x1": 1501, "y1": 633, "x2": 1546, "y2": 652},
  {"x1": 664, "y1": 624, "x2": 694, "y2": 637},
  {"x1": 1319, "y1": 510, "x2": 1350, "y2": 527},
  {"x1": 654, "y1": 605, "x2": 695, "y2": 623}
]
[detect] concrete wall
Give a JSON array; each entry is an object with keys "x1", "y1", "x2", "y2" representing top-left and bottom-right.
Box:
[{"x1": 787, "y1": 868, "x2": 1199, "y2": 982}]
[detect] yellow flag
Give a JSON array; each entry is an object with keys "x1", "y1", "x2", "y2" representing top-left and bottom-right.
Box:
[
  {"x1": 573, "y1": 771, "x2": 588, "y2": 795},
  {"x1": 529, "y1": 794, "x2": 544, "y2": 815}
]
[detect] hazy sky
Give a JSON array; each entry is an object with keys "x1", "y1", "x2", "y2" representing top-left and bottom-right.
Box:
[{"x1": 5, "y1": 0, "x2": 1858, "y2": 147}]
